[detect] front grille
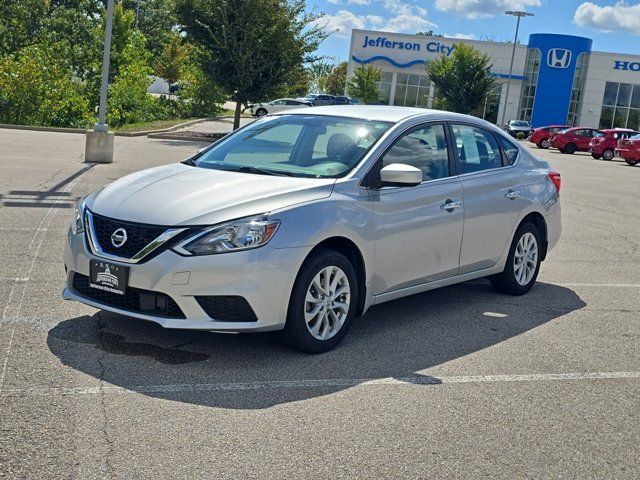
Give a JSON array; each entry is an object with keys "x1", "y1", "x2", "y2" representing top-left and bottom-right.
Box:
[
  {"x1": 90, "y1": 211, "x2": 169, "y2": 258},
  {"x1": 72, "y1": 273, "x2": 185, "y2": 319},
  {"x1": 195, "y1": 296, "x2": 258, "y2": 322}
]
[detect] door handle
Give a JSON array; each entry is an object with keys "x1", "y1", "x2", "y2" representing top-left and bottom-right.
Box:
[
  {"x1": 505, "y1": 190, "x2": 521, "y2": 200},
  {"x1": 440, "y1": 200, "x2": 463, "y2": 211}
]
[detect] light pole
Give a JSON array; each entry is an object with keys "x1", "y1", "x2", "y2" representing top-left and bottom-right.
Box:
[
  {"x1": 85, "y1": 0, "x2": 115, "y2": 163},
  {"x1": 499, "y1": 10, "x2": 534, "y2": 127}
]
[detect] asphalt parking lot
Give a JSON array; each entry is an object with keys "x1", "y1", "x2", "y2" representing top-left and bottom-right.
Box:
[{"x1": 0, "y1": 128, "x2": 638, "y2": 479}]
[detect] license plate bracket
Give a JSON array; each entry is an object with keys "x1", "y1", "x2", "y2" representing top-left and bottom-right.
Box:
[{"x1": 89, "y1": 260, "x2": 129, "y2": 295}]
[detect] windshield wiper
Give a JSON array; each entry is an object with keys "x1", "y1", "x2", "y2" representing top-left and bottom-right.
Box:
[{"x1": 236, "y1": 166, "x2": 294, "y2": 177}]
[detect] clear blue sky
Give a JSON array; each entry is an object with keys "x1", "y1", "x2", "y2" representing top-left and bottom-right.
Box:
[{"x1": 310, "y1": 0, "x2": 640, "y2": 62}]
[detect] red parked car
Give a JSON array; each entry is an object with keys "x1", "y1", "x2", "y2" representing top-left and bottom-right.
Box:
[
  {"x1": 529, "y1": 125, "x2": 569, "y2": 149},
  {"x1": 589, "y1": 129, "x2": 639, "y2": 160},
  {"x1": 550, "y1": 127, "x2": 599, "y2": 154},
  {"x1": 616, "y1": 134, "x2": 640, "y2": 166}
]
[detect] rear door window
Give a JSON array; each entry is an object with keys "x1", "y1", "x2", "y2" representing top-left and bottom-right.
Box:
[{"x1": 451, "y1": 125, "x2": 503, "y2": 174}]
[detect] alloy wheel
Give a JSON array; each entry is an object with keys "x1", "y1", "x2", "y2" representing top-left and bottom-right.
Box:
[
  {"x1": 513, "y1": 232, "x2": 538, "y2": 286},
  {"x1": 541, "y1": 139, "x2": 550, "y2": 149},
  {"x1": 304, "y1": 266, "x2": 351, "y2": 341}
]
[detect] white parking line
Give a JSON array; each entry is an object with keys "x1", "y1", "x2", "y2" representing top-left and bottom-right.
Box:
[
  {"x1": 556, "y1": 283, "x2": 640, "y2": 288},
  {"x1": 2, "y1": 371, "x2": 638, "y2": 397}
]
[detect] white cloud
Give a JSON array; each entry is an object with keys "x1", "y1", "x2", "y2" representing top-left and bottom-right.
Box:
[
  {"x1": 315, "y1": 10, "x2": 367, "y2": 37},
  {"x1": 443, "y1": 33, "x2": 477, "y2": 40},
  {"x1": 315, "y1": 1, "x2": 437, "y2": 38},
  {"x1": 327, "y1": 0, "x2": 341, "y2": 4},
  {"x1": 574, "y1": 1, "x2": 640, "y2": 34},
  {"x1": 435, "y1": 0, "x2": 541, "y2": 19}
]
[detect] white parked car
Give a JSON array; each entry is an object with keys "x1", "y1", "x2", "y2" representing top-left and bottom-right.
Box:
[{"x1": 250, "y1": 98, "x2": 311, "y2": 117}]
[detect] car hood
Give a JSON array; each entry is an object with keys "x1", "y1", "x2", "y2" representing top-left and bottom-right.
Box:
[{"x1": 87, "y1": 163, "x2": 335, "y2": 226}]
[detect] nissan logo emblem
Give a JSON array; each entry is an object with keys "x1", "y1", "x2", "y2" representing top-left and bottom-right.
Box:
[{"x1": 111, "y1": 228, "x2": 128, "y2": 248}]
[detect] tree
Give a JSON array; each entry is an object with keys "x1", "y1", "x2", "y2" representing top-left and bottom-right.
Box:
[
  {"x1": 324, "y1": 61, "x2": 347, "y2": 95},
  {"x1": 307, "y1": 60, "x2": 332, "y2": 92},
  {"x1": 347, "y1": 64, "x2": 381, "y2": 104},
  {"x1": 426, "y1": 43, "x2": 496, "y2": 114},
  {"x1": 156, "y1": 32, "x2": 188, "y2": 92},
  {"x1": 176, "y1": 0, "x2": 327, "y2": 129},
  {"x1": 0, "y1": 0, "x2": 48, "y2": 55},
  {"x1": 123, "y1": 0, "x2": 178, "y2": 59}
]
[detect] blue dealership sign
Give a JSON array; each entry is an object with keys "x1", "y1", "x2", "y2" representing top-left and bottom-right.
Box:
[{"x1": 527, "y1": 34, "x2": 592, "y2": 128}]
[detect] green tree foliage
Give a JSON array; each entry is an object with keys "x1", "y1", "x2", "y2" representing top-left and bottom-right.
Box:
[
  {"x1": 324, "y1": 61, "x2": 347, "y2": 95},
  {"x1": 176, "y1": 48, "x2": 226, "y2": 117},
  {"x1": 0, "y1": 0, "x2": 48, "y2": 55},
  {"x1": 155, "y1": 32, "x2": 188, "y2": 88},
  {"x1": 176, "y1": 0, "x2": 327, "y2": 129},
  {"x1": 347, "y1": 64, "x2": 381, "y2": 104},
  {"x1": 106, "y1": 31, "x2": 159, "y2": 126},
  {"x1": 0, "y1": 44, "x2": 91, "y2": 127},
  {"x1": 426, "y1": 43, "x2": 496, "y2": 114},
  {"x1": 307, "y1": 60, "x2": 332, "y2": 93},
  {"x1": 123, "y1": 0, "x2": 178, "y2": 59}
]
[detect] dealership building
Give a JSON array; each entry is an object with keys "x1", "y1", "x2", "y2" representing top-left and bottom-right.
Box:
[{"x1": 347, "y1": 29, "x2": 640, "y2": 130}]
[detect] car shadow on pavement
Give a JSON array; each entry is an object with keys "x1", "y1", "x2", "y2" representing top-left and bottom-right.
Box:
[{"x1": 47, "y1": 280, "x2": 585, "y2": 410}]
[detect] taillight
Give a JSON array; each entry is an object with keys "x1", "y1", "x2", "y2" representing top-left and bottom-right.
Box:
[{"x1": 548, "y1": 170, "x2": 561, "y2": 193}]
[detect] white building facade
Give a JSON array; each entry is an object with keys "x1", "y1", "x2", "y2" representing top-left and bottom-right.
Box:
[{"x1": 347, "y1": 29, "x2": 640, "y2": 130}]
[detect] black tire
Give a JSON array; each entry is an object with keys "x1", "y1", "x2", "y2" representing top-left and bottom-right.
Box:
[
  {"x1": 541, "y1": 139, "x2": 550, "y2": 149},
  {"x1": 490, "y1": 222, "x2": 542, "y2": 296},
  {"x1": 255, "y1": 108, "x2": 267, "y2": 117},
  {"x1": 563, "y1": 143, "x2": 577, "y2": 154},
  {"x1": 282, "y1": 249, "x2": 358, "y2": 353},
  {"x1": 625, "y1": 159, "x2": 639, "y2": 166},
  {"x1": 602, "y1": 149, "x2": 614, "y2": 161},
  {"x1": 536, "y1": 142, "x2": 544, "y2": 149},
  {"x1": 591, "y1": 153, "x2": 601, "y2": 160}
]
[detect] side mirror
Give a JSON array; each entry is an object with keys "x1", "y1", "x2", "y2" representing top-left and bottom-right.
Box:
[{"x1": 379, "y1": 163, "x2": 422, "y2": 187}]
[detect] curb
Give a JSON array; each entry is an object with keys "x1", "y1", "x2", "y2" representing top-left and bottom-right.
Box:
[
  {"x1": 0, "y1": 116, "x2": 233, "y2": 136},
  {"x1": 148, "y1": 133, "x2": 226, "y2": 142}
]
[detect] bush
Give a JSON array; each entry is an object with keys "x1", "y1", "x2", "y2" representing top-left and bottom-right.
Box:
[
  {"x1": 517, "y1": 132, "x2": 527, "y2": 140},
  {"x1": 0, "y1": 44, "x2": 92, "y2": 128}
]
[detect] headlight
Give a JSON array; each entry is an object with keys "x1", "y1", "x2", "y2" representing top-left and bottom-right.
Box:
[
  {"x1": 71, "y1": 198, "x2": 85, "y2": 234},
  {"x1": 173, "y1": 215, "x2": 280, "y2": 255}
]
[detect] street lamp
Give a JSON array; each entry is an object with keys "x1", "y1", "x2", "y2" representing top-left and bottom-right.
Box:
[
  {"x1": 499, "y1": 10, "x2": 534, "y2": 127},
  {"x1": 85, "y1": 0, "x2": 115, "y2": 163}
]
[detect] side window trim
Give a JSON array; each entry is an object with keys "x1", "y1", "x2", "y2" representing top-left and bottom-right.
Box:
[{"x1": 362, "y1": 121, "x2": 453, "y2": 188}]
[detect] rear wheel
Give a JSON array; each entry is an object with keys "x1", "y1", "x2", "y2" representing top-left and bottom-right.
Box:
[
  {"x1": 491, "y1": 222, "x2": 542, "y2": 296},
  {"x1": 541, "y1": 139, "x2": 550, "y2": 149},
  {"x1": 283, "y1": 250, "x2": 358, "y2": 353},
  {"x1": 602, "y1": 148, "x2": 615, "y2": 161},
  {"x1": 255, "y1": 108, "x2": 267, "y2": 117},
  {"x1": 563, "y1": 143, "x2": 577, "y2": 154},
  {"x1": 625, "y1": 159, "x2": 639, "y2": 166}
]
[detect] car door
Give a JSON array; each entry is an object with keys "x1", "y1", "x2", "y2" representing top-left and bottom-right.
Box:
[
  {"x1": 450, "y1": 124, "x2": 525, "y2": 274},
  {"x1": 576, "y1": 129, "x2": 595, "y2": 150},
  {"x1": 368, "y1": 122, "x2": 464, "y2": 295},
  {"x1": 269, "y1": 99, "x2": 287, "y2": 113}
]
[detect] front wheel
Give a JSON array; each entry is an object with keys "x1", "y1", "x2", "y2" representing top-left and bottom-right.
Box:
[
  {"x1": 540, "y1": 139, "x2": 550, "y2": 149},
  {"x1": 602, "y1": 149, "x2": 615, "y2": 161},
  {"x1": 283, "y1": 250, "x2": 358, "y2": 353},
  {"x1": 491, "y1": 222, "x2": 542, "y2": 295},
  {"x1": 591, "y1": 153, "x2": 601, "y2": 160},
  {"x1": 625, "y1": 159, "x2": 639, "y2": 166},
  {"x1": 255, "y1": 108, "x2": 267, "y2": 117},
  {"x1": 563, "y1": 143, "x2": 577, "y2": 154}
]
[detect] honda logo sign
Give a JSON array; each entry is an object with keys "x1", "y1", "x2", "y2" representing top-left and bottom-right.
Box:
[{"x1": 547, "y1": 48, "x2": 572, "y2": 69}]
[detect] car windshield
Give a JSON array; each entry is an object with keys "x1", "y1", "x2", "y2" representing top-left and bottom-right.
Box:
[
  {"x1": 194, "y1": 115, "x2": 393, "y2": 178},
  {"x1": 631, "y1": 134, "x2": 640, "y2": 140},
  {"x1": 558, "y1": 128, "x2": 571, "y2": 134},
  {"x1": 511, "y1": 121, "x2": 530, "y2": 127},
  {"x1": 595, "y1": 131, "x2": 606, "y2": 137}
]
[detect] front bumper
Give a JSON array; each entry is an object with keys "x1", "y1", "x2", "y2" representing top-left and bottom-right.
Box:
[{"x1": 62, "y1": 230, "x2": 311, "y2": 331}]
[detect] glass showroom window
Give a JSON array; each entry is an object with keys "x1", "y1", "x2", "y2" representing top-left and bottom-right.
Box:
[
  {"x1": 600, "y1": 82, "x2": 640, "y2": 130},
  {"x1": 376, "y1": 71, "x2": 394, "y2": 105},
  {"x1": 392, "y1": 73, "x2": 430, "y2": 107},
  {"x1": 567, "y1": 53, "x2": 589, "y2": 126},
  {"x1": 518, "y1": 48, "x2": 541, "y2": 122}
]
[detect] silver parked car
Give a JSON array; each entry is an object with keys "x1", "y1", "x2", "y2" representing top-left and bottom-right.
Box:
[{"x1": 63, "y1": 106, "x2": 562, "y2": 353}]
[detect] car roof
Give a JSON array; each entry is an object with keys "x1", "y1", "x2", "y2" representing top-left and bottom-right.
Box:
[{"x1": 281, "y1": 105, "x2": 490, "y2": 124}]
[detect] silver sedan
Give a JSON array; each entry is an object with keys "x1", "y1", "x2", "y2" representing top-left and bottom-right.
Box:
[{"x1": 63, "y1": 106, "x2": 561, "y2": 353}]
